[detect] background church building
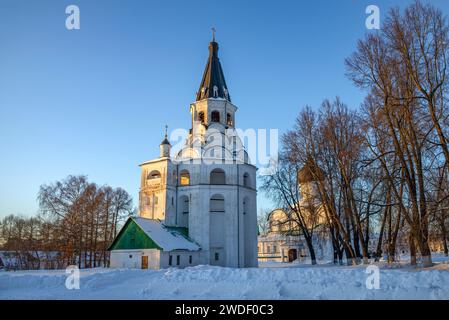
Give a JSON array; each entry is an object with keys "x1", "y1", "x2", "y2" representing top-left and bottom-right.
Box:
[
  {"x1": 109, "y1": 37, "x2": 258, "y2": 269},
  {"x1": 258, "y1": 161, "x2": 331, "y2": 263}
]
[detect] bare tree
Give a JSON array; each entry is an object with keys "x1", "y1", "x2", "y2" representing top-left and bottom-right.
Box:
[
  {"x1": 257, "y1": 208, "x2": 271, "y2": 236},
  {"x1": 344, "y1": 1, "x2": 449, "y2": 266}
]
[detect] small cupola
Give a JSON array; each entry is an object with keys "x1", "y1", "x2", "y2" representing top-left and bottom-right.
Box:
[{"x1": 160, "y1": 125, "x2": 171, "y2": 158}]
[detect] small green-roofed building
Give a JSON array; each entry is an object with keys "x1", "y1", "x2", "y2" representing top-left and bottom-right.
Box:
[{"x1": 108, "y1": 217, "x2": 201, "y2": 269}]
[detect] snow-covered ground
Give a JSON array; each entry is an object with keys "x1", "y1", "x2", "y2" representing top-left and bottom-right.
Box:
[{"x1": 1, "y1": 255, "x2": 449, "y2": 300}]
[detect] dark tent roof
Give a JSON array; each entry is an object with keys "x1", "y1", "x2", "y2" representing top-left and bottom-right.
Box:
[
  {"x1": 196, "y1": 40, "x2": 231, "y2": 102},
  {"x1": 160, "y1": 137, "x2": 170, "y2": 145}
]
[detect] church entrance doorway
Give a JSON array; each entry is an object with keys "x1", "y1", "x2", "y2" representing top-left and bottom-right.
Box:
[
  {"x1": 141, "y1": 256, "x2": 148, "y2": 269},
  {"x1": 288, "y1": 249, "x2": 297, "y2": 262}
]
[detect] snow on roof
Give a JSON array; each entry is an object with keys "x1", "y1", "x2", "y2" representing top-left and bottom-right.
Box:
[{"x1": 133, "y1": 217, "x2": 200, "y2": 251}]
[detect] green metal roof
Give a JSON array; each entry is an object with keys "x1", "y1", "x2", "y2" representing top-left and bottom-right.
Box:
[
  {"x1": 108, "y1": 217, "x2": 200, "y2": 251},
  {"x1": 108, "y1": 218, "x2": 162, "y2": 251}
]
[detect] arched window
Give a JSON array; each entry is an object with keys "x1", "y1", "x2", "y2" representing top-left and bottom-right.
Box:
[
  {"x1": 198, "y1": 111, "x2": 205, "y2": 124},
  {"x1": 210, "y1": 194, "x2": 225, "y2": 212},
  {"x1": 211, "y1": 111, "x2": 220, "y2": 123},
  {"x1": 210, "y1": 168, "x2": 226, "y2": 184},
  {"x1": 226, "y1": 113, "x2": 233, "y2": 126},
  {"x1": 243, "y1": 173, "x2": 250, "y2": 188},
  {"x1": 147, "y1": 170, "x2": 161, "y2": 179},
  {"x1": 180, "y1": 170, "x2": 190, "y2": 185}
]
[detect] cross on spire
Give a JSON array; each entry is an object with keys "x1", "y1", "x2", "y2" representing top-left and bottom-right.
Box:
[
  {"x1": 211, "y1": 27, "x2": 216, "y2": 42},
  {"x1": 160, "y1": 125, "x2": 170, "y2": 146},
  {"x1": 196, "y1": 30, "x2": 231, "y2": 102}
]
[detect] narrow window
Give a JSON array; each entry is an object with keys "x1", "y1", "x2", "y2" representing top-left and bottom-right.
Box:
[
  {"x1": 176, "y1": 255, "x2": 180, "y2": 265},
  {"x1": 169, "y1": 255, "x2": 172, "y2": 266},
  {"x1": 189, "y1": 255, "x2": 192, "y2": 264},
  {"x1": 198, "y1": 111, "x2": 205, "y2": 124},
  {"x1": 226, "y1": 113, "x2": 233, "y2": 126},
  {"x1": 243, "y1": 197, "x2": 249, "y2": 216},
  {"x1": 215, "y1": 252, "x2": 219, "y2": 261},
  {"x1": 243, "y1": 173, "x2": 250, "y2": 188},
  {"x1": 213, "y1": 85, "x2": 218, "y2": 97}
]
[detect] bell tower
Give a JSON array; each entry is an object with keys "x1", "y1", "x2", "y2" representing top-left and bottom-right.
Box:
[
  {"x1": 189, "y1": 34, "x2": 238, "y2": 149},
  {"x1": 134, "y1": 34, "x2": 258, "y2": 268}
]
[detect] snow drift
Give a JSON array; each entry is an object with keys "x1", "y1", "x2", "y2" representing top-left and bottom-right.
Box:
[{"x1": 1, "y1": 259, "x2": 449, "y2": 300}]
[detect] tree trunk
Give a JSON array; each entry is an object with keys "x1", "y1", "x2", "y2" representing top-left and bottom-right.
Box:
[
  {"x1": 443, "y1": 236, "x2": 448, "y2": 257},
  {"x1": 338, "y1": 249, "x2": 344, "y2": 265},
  {"x1": 417, "y1": 237, "x2": 433, "y2": 268},
  {"x1": 375, "y1": 193, "x2": 389, "y2": 261},
  {"x1": 303, "y1": 233, "x2": 317, "y2": 265},
  {"x1": 441, "y1": 220, "x2": 448, "y2": 257},
  {"x1": 409, "y1": 232, "x2": 417, "y2": 266}
]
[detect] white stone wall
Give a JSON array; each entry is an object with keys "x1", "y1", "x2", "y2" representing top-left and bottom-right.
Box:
[
  {"x1": 137, "y1": 159, "x2": 258, "y2": 268},
  {"x1": 160, "y1": 250, "x2": 201, "y2": 268},
  {"x1": 172, "y1": 162, "x2": 257, "y2": 268},
  {"x1": 139, "y1": 159, "x2": 177, "y2": 223},
  {"x1": 137, "y1": 97, "x2": 258, "y2": 268},
  {"x1": 110, "y1": 249, "x2": 161, "y2": 269}
]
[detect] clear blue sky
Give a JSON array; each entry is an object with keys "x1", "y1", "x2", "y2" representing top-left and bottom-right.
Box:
[{"x1": 1, "y1": 0, "x2": 448, "y2": 218}]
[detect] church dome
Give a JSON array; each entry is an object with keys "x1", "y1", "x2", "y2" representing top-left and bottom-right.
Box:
[{"x1": 297, "y1": 159, "x2": 325, "y2": 183}]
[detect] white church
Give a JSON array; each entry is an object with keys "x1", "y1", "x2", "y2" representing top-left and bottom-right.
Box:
[{"x1": 109, "y1": 36, "x2": 258, "y2": 269}]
